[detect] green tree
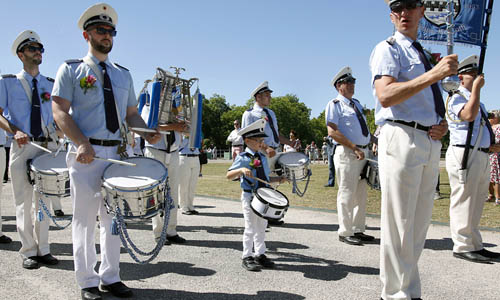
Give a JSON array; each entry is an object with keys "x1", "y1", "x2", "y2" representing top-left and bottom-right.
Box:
[{"x1": 201, "y1": 94, "x2": 230, "y2": 147}]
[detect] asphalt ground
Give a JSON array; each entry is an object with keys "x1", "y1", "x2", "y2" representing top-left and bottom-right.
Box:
[{"x1": 1, "y1": 182, "x2": 500, "y2": 300}]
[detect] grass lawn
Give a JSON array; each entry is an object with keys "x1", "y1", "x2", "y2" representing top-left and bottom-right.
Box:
[{"x1": 196, "y1": 161, "x2": 500, "y2": 229}]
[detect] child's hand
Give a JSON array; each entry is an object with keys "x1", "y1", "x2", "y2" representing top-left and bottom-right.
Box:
[{"x1": 240, "y1": 168, "x2": 253, "y2": 178}]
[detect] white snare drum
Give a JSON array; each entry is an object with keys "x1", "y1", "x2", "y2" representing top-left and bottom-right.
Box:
[
  {"x1": 277, "y1": 152, "x2": 310, "y2": 181},
  {"x1": 366, "y1": 159, "x2": 380, "y2": 191},
  {"x1": 251, "y1": 187, "x2": 289, "y2": 220},
  {"x1": 102, "y1": 157, "x2": 168, "y2": 220},
  {"x1": 30, "y1": 151, "x2": 70, "y2": 196}
]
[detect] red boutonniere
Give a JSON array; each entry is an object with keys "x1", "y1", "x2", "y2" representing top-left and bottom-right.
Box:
[
  {"x1": 79, "y1": 75, "x2": 97, "y2": 94},
  {"x1": 40, "y1": 92, "x2": 51, "y2": 103},
  {"x1": 249, "y1": 157, "x2": 262, "y2": 169}
]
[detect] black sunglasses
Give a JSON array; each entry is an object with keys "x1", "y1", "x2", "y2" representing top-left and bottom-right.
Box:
[
  {"x1": 339, "y1": 77, "x2": 356, "y2": 85},
  {"x1": 390, "y1": 1, "x2": 423, "y2": 13},
  {"x1": 24, "y1": 45, "x2": 44, "y2": 53},
  {"x1": 94, "y1": 27, "x2": 117, "y2": 37}
]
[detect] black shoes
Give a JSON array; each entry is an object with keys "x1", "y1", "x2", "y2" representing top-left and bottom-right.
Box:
[
  {"x1": 473, "y1": 248, "x2": 500, "y2": 259},
  {"x1": 22, "y1": 256, "x2": 39, "y2": 269},
  {"x1": 339, "y1": 235, "x2": 363, "y2": 246},
  {"x1": 167, "y1": 234, "x2": 186, "y2": 244},
  {"x1": 324, "y1": 184, "x2": 335, "y2": 187},
  {"x1": 54, "y1": 210, "x2": 65, "y2": 217},
  {"x1": 36, "y1": 253, "x2": 59, "y2": 265},
  {"x1": 100, "y1": 281, "x2": 133, "y2": 298},
  {"x1": 181, "y1": 210, "x2": 199, "y2": 215},
  {"x1": 453, "y1": 251, "x2": 490, "y2": 263},
  {"x1": 0, "y1": 234, "x2": 12, "y2": 244},
  {"x1": 81, "y1": 287, "x2": 101, "y2": 300},
  {"x1": 354, "y1": 232, "x2": 375, "y2": 241},
  {"x1": 268, "y1": 219, "x2": 284, "y2": 226},
  {"x1": 155, "y1": 237, "x2": 171, "y2": 245},
  {"x1": 242, "y1": 256, "x2": 261, "y2": 272},
  {"x1": 255, "y1": 254, "x2": 275, "y2": 268}
]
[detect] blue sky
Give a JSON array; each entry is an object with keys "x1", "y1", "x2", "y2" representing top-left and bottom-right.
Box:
[{"x1": 1, "y1": 0, "x2": 499, "y2": 118}]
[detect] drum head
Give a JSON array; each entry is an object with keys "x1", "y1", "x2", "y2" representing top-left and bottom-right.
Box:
[
  {"x1": 256, "y1": 187, "x2": 289, "y2": 207},
  {"x1": 103, "y1": 157, "x2": 167, "y2": 190},
  {"x1": 31, "y1": 151, "x2": 68, "y2": 174},
  {"x1": 278, "y1": 152, "x2": 309, "y2": 166}
]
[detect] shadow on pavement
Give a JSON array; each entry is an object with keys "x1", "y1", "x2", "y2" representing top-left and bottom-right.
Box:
[
  {"x1": 271, "y1": 251, "x2": 379, "y2": 281},
  {"x1": 279, "y1": 222, "x2": 339, "y2": 232},
  {"x1": 177, "y1": 225, "x2": 243, "y2": 235},
  {"x1": 120, "y1": 261, "x2": 216, "y2": 281},
  {"x1": 425, "y1": 238, "x2": 497, "y2": 251},
  {"x1": 121, "y1": 289, "x2": 305, "y2": 300},
  {"x1": 182, "y1": 239, "x2": 309, "y2": 251}
]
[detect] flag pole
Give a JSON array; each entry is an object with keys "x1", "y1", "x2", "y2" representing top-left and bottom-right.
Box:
[{"x1": 478, "y1": 0, "x2": 494, "y2": 73}]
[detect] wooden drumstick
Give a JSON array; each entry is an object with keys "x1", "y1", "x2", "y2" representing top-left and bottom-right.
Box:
[
  {"x1": 68, "y1": 152, "x2": 136, "y2": 167},
  {"x1": 349, "y1": 154, "x2": 378, "y2": 164},
  {"x1": 30, "y1": 142, "x2": 53, "y2": 154},
  {"x1": 244, "y1": 175, "x2": 271, "y2": 186}
]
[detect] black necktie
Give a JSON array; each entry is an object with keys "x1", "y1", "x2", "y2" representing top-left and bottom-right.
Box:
[
  {"x1": 166, "y1": 131, "x2": 176, "y2": 152},
  {"x1": 412, "y1": 42, "x2": 445, "y2": 118},
  {"x1": 349, "y1": 100, "x2": 369, "y2": 137},
  {"x1": 99, "y1": 62, "x2": 119, "y2": 133},
  {"x1": 263, "y1": 108, "x2": 279, "y2": 144},
  {"x1": 254, "y1": 153, "x2": 268, "y2": 188},
  {"x1": 30, "y1": 78, "x2": 42, "y2": 137},
  {"x1": 480, "y1": 108, "x2": 495, "y2": 145}
]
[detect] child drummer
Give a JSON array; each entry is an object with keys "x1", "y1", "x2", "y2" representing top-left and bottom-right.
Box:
[{"x1": 226, "y1": 119, "x2": 286, "y2": 272}]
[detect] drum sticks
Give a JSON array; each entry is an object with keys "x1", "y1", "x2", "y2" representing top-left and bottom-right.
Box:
[
  {"x1": 29, "y1": 142, "x2": 53, "y2": 154},
  {"x1": 68, "y1": 152, "x2": 136, "y2": 167}
]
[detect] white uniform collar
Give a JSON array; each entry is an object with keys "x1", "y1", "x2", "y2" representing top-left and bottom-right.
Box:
[
  {"x1": 244, "y1": 147, "x2": 259, "y2": 156},
  {"x1": 394, "y1": 31, "x2": 415, "y2": 48},
  {"x1": 458, "y1": 85, "x2": 471, "y2": 99},
  {"x1": 336, "y1": 93, "x2": 355, "y2": 106},
  {"x1": 253, "y1": 102, "x2": 265, "y2": 112}
]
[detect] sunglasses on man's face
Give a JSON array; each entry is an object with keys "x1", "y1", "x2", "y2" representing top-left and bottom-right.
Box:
[
  {"x1": 339, "y1": 77, "x2": 356, "y2": 85},
  {"x1": 94, "y1": 27, "x2": 117, "y2": 37},
  {"x1": 390, "y1": 1, "x2": 423, "y2": 13},
  {"x1": 24, "y1": 45, "x2": 44, "y2": 53}
]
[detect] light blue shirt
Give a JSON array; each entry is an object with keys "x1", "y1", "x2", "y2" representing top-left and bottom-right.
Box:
[
  {"x1": 447, "y1": 86, "x2": 491, "y2": 148},
  {"x1": 241, "y1": 103, "x2": 280, "y2": 148},
  {"x1": 228, "y1": 147, "x2": 270, "y2": 191},
  {"x1": 51, "y1": 53, "x2": 136, "y2": 140},
  {"x1": 179, "y1": 136, "x2": 200, "y2": 155},
  {"x1": 0, "y1": 70, "x2": 54, "y2": 137},
  {"x1": 325, "y1": 94, "x2": 371, "y2": 146},
  {"x1": 369, "y1": 31, "x2": 442, "y2": 126},
  {"x1": 0, "y1": 129, "x2": 6, "y2": 146}
]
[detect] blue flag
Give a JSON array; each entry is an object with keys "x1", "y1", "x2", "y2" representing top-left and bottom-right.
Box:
[{"x1": 418, "y1": 0, "x2": 487, "y2": 47}]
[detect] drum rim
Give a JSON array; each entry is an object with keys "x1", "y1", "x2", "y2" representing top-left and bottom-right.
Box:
[
  {"x1": 102, "y1": 156, "x2": 168, "y2": 189},
  {"x1": 30, "y1": 151, "x2": 69, "y2": 175},
  {"x1": 277, "y1": 152, "x2": 309, "y2": 164},
  {"x1": 253, "y1": 187, "x2": 289, "y2": 209},
  {"x1": 250, "y1": 205, "x2": 283, "y2": 220}
]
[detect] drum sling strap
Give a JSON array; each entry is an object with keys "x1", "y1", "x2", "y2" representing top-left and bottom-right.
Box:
[{"x1": 460, "y1": 107, "x2": 493, "y2": 170}]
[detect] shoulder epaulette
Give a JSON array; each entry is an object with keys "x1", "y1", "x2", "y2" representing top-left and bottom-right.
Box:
[
  {"x1": 1, "y1": 74, "x2": 16, "y2": 79},
  {"x1": 332, "y1": 99, "x2": 339, "y2": 104},
  {"x1": 65, "y1": 59, "x2": 83, "y2": 65},
  {"x1": 46, "y1": 77, "x2": 55, "y2": 82},
  {"x1": 386, "y1": 36, "x2": 396, "y2": 46},
  {"x1": 114, "y1": 63, "x2": 129, "y2": 71},
  {"x1": 240, "y1": 152, "x2": 252, "y2": 158},
  {"x1": 246, "y1": 108, "x2": 253, "y2": 112}
]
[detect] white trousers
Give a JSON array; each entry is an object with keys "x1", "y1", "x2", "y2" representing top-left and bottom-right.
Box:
[
  {"x1": 145, "y1": 147, "x2": 179, "y2": 238},
  {"x1": 178, "y1": 155, "x2": 200, "y2": 212},
  {"x1": 10, "y1": 142, "x2": 51, "y2": 258},
  {"x1": 334, "y1": 145, "x2": 368, "y2": 237},
  {"x1": 379, "y1": 123, "x2": 441, "y2": 300},
  {"x1": 446, "y1": 146, "x2": 490, "y2": 253},
  {"x1": 67, "y1": 144, "x2": 121, "y2": 289},
  {"x1": 0, "y1": 147, "x2": 5, "y2": 236},
  {"x1": 241, "y1": 192, "x2": 267, "y2": 258}
]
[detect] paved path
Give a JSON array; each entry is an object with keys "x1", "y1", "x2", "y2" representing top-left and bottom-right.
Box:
[{"x1": 1, "y1": 184, "x2": 499, "y2": 299}]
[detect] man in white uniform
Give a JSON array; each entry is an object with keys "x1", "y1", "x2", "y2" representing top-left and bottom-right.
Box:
[
  {"x1": 52, "y1": 3, "x2": 160, "y2": 299},
  {"x1": 178, "y1": 134, "x2": 201, "y2": 215},
  {"x1": 446, "y1": 55, "x2": 500, "y2": 263},
  {"x1": 370, "y1": 0, "x2": 457, "y2": 299},
  {"x1": 0, "y1": 30, "x2": 60, "y2": 269},
  {"x1": 325, "y1": 66, "x2": 374, "y2": 246},
  {"x1": 227, "y1": 119, "x2": 243, "y2": 161},
  {"x1": 0, "y1": 128, "x2": 11, "y2": 244}
]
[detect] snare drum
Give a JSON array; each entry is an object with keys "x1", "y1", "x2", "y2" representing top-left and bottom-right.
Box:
[
  {"x1": 102, "y1": 157, "x2": 168, "y2": 220},
  {"x1": 30, "y1": 151, "x2": 70, "y2": 196},
  {"x1": 277, "y1": 152, "x2": 310, "y2": 181},
  {"x1": 250, "y1": 187, "x2": 289, "y2": 220},
  {"x1": 366, "y1": 159, "x2": 380, "y2": 191}
]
